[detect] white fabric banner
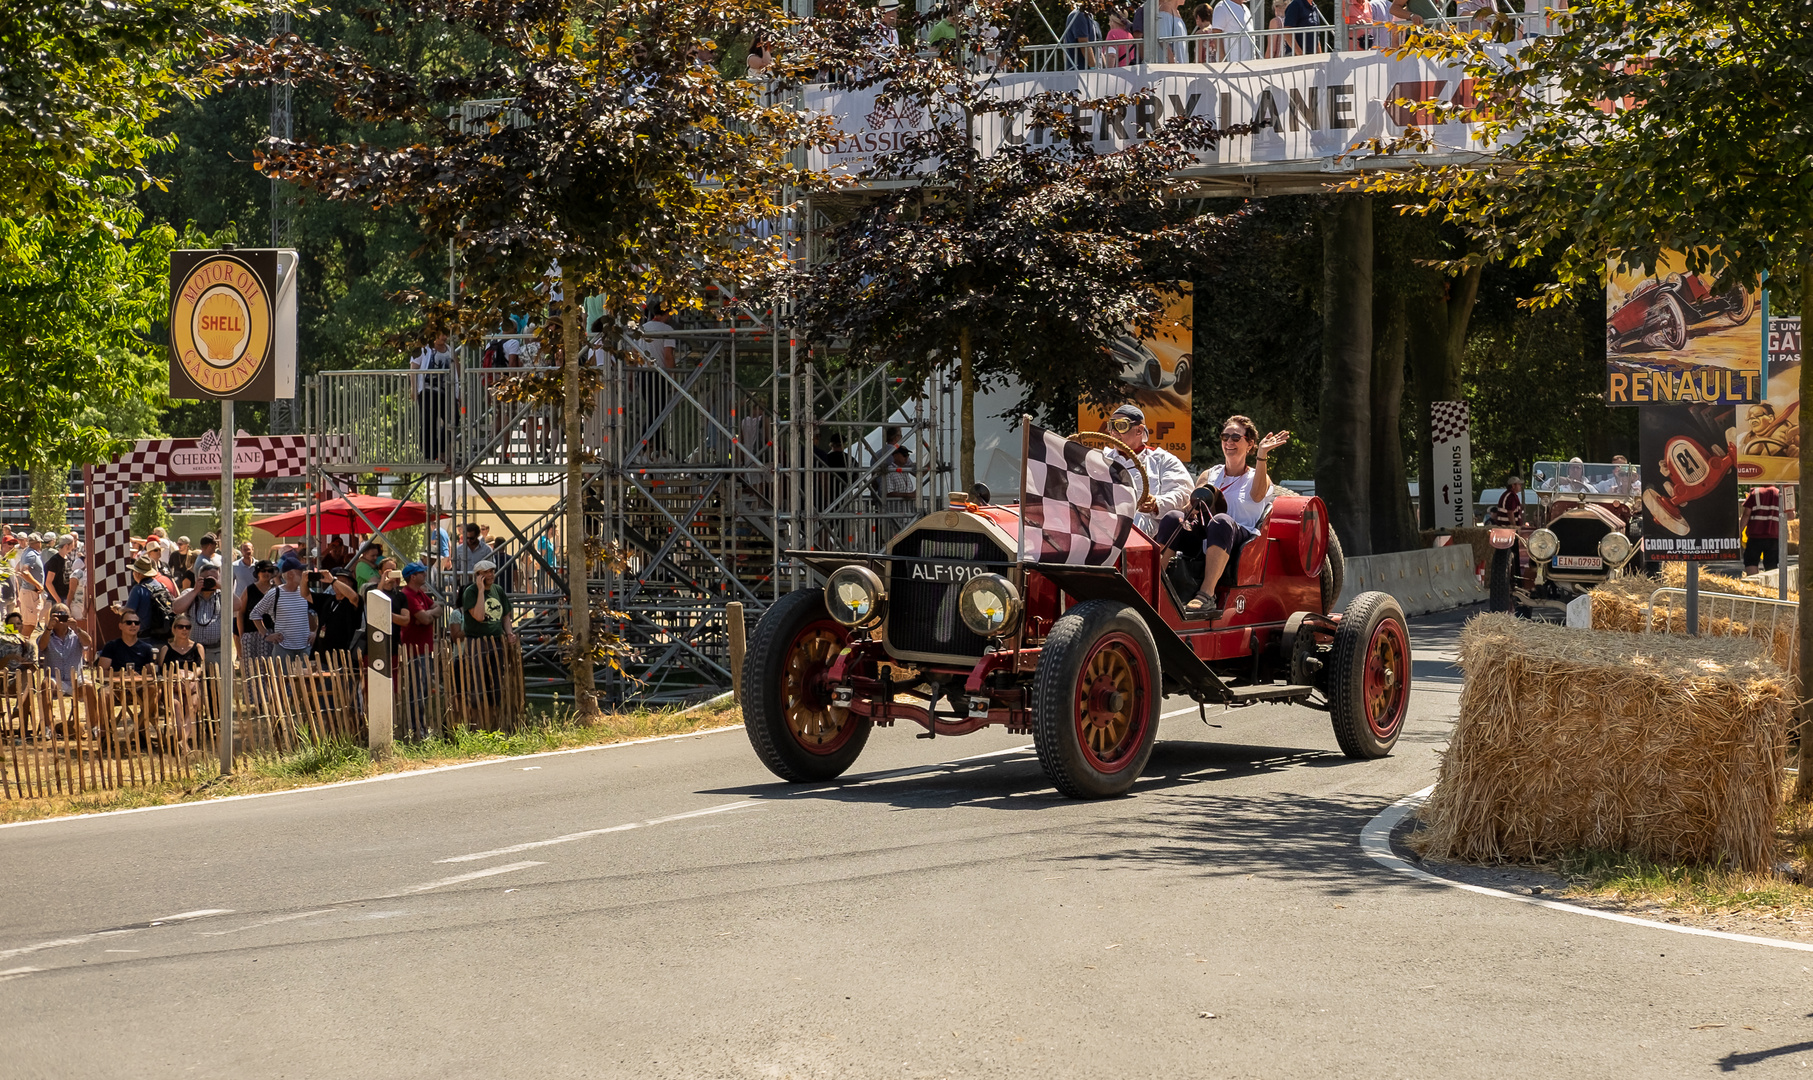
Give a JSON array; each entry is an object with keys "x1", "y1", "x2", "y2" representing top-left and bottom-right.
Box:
[
  {"x1": 1430, "y1": 400, "x2": 1474, "y2": 530},
  {"x1": 806, "y1": 52, "x2": 1490, "y2": 173}
]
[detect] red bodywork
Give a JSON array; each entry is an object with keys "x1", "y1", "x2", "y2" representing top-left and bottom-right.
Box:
[{"x1": 814, "y1": 494, "x2": 1337, "y2": 738}]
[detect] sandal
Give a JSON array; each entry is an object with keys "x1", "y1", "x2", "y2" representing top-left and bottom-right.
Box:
[{"x1": 1183, "y1": 591, "x2": 1221, "y2": 619}]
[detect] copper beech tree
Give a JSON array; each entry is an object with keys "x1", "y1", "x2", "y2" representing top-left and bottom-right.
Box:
[
  {"x1": 226, "y1": 0, "x2": 836, "y2": 716},
  {"x1": 1355, "y1": 0, "x2": 1813, "y2": 786},
  {"x1": 785, "y1": 6, "x2": 1253, "y2": 485}
]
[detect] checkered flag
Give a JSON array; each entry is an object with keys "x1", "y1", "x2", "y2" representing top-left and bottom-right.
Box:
[{"x1": 1018, "y1": 421, "x2": 1137, "y2": 566}]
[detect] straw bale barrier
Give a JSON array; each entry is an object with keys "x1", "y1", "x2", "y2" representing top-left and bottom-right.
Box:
[
  {"x1": 1588, "y1": 573, "x2": 1796, "y2": 675},
  {"x1": 1417, "y1": 614, "x2": 1791, "y2": 870}
]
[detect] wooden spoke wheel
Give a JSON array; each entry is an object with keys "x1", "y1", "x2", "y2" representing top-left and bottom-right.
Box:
[
  {"x1": 1033, "y1": 600, "x2": 1161, "y2": 799},
  {"x1": 1328, "y1": 590, "x2": 1409, "y2": 759},
  {"x1": 742, "y1": 589, "x2": 869, "y2": 782}
]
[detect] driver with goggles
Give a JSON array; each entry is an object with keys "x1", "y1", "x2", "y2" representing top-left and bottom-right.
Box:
[{"x1": 1098, "y1": 403, "x2": 1194, "y2": 540}]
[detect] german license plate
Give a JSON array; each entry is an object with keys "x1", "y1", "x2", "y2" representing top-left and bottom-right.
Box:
[{"x1": 1555, "y1": 555, "x2": 1602, "y2": 570}]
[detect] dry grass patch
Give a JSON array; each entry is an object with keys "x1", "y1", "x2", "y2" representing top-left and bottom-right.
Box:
[{"x1": 0, "y1": 698, "x2": 742, "y2": 826}]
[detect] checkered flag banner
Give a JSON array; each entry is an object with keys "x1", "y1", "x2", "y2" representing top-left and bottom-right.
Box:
[
  {"x1": 1018, "y1": 422, "x2": 1137, "y2": 566},
  {"x1": 1430, "y1": 401, "x2": 1470, "y2": 444}
]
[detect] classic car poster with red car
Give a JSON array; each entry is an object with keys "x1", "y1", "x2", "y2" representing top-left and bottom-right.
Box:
[
  {"x1": 1737, "y1": 315, "x2": 1800, "y2": 485},
  {"x1": 1605, "y1": 250, "x2": 1760, "y2": 407},
  {"x1": 1078, "y1": 285, "x2": 1191, "y2": 460},
  {"x1": 1638, "y1": 403, "x2": 1742, "y2": 560}
]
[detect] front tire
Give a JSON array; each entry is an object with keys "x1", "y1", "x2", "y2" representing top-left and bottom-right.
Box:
[
  {"x1": 1327, "y1": 591, "x2": 1410, "y2": 759},
  {"x1": 1033, "y1": 600, "x2": 1161, "y2": 798},
  {"x1": 741, "y1": 589, "x2": 869, "y2": 783},
  {"x1": 1488, "y1": 547, "x2": 1516, "y2": 614}
]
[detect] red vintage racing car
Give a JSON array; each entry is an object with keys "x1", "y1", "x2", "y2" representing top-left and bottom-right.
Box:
[{"x1": 740, "y1": 432, "x2": 1412, "y2": 798}]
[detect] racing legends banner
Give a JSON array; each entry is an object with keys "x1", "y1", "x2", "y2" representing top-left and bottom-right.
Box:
[{"x1": 806, "y1": 52, "x2": 1490, "y2": 173}]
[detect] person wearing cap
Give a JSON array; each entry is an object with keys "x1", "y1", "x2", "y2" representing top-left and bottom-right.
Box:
[
  {"x1": 870, "y1": 0, "x2": 901, "y2": 52},
  {"x1": 1098, "y1": 403, "x2": 1194, "y2": 536},
  {"x1": 13, "y1": 531, "x2": 46, "y2": 636},
  {"x1": 353, "y1": 540, "x2": 386, "y2": 591},
  {"x1": 170, "y1": 535, "x2": 194, "y2": 580},
  {"x1": 394, "y1": 562, "x2": 439, "y2": 737},
  {"x1": 111, "y1": 554, "x2": 174, "y2": 643},
  {"x1": 249, "y1": 557, "x2": 317, "y2": 659},
  {"x1": 459, "y1": 559, "x2": 511, "y2": 711}
]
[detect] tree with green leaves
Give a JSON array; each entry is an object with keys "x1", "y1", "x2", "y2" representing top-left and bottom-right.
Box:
[
  {"x1": 788, "y1": 11, "x2": 1248, "y2": 484},
  {"x1": 233, "y1": 0, "x2": 834, "y2": 717},
  {"x1": 1357, "y1": 0, "x2": 1813, "y2": 788}
]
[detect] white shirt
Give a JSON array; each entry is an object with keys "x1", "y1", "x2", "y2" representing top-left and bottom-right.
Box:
[
  {"x1": 410, "y1": 344, "x2": 453, "y2": 396},
  {"x1": 1108, "y1": 445, "x2": 1193, "y2": 536},
  {"x1": 629, "y1": 320, "x2": 677, "y2": 368},
  {"x1": 1203, "y1": 462, "x2": 1274, "y2": 531},
  {"x1": 1209, "y1": 0, "x2": 1254, "y2": 59}
]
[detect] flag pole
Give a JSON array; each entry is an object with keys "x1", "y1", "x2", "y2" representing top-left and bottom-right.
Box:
[{"x1": 1017, "y1": 415, "x2": 1030, "y2": 564}]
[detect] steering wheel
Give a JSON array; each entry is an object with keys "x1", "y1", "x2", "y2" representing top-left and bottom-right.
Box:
[{"x1": 1068, "y1": 431, "x2": 1160, "y2": 515}]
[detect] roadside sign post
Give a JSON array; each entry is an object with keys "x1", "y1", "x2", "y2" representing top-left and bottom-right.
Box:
[
  {"x1": 366, "y1": 588, "x2": 394, "y2": 754},
  {"x1": 167, "y1": 246, "x2": 297, "y2": 777}
]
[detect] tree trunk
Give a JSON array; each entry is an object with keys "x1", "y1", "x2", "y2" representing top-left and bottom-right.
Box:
[
  {"x1": 960, "y1": 325, "x2": 976, "y2": 492},
  {"x1": 1797, "y1": 247, "x2": 1813, "y2": 803},
  {"x1": 1408, "y1": 262, "x2": 1481, "y2": 531},
  {"x1": 29, "y1": 461, "x2": 66, "y2": 533},
  {"x1": 1316, "y1": 195, "x2": 1374, "y2": 557},
  {"x1": 564, "y1": 305, "x2": 599, "y2": 721},
  {"x1": 1369, "y1": 259, "x2": 1416, "y2": 553}
]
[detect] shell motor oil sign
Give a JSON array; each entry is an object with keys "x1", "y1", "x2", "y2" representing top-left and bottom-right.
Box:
[{"x1": 168, "y1": 249, "x2": 297, "y2": 401}]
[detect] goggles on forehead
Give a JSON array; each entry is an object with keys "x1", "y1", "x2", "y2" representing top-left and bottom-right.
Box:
[{"x1": 1104, "y1": 416, "x2": 1142, "y2": 435}]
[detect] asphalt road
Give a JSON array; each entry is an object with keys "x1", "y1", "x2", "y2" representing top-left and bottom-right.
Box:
[{"x1": 4, "y1": 605, "x2": 1812, "y2": 1079}]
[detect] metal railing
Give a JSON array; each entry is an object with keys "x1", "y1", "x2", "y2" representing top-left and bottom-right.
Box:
[{"x1": 1643, "y1": 586, "x2": 1798, "y2": 676}]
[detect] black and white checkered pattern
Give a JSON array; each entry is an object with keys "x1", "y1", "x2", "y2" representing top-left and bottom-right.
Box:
[
  {"x1": 87, "y1": 434, "x2": 356, "y2": 610},
  {"x1": 1431, "y1": 401, "x2": 1470, "y2": 444},
  {"x1": 1019, "y1": 424, "x2": 1136, "y2": 566}
]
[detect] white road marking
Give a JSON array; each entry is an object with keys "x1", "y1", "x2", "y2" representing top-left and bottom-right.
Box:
[
  {"x1": 385, "y1": 861, "x2": 546, "y2": 896},
  {"x1": 0, "y1": 909, "x2": 231, "y2": 961},
  {"x1": 1363, "y1": 787, "x2": 1813, "y2": 954},
  {"x1": 437, "y1": 802, "x2": 763, "y2": 864},
  {"x1": 0, "y1": 967, "x2": 42, "y2": 982},
  {"x1": 197, "y1": 909, "x2": 337, "y2": 936}
]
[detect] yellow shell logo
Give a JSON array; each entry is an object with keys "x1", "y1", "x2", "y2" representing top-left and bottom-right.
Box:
[{"x1": 195, "y1": 288, "x2": 251, "y2": 365}]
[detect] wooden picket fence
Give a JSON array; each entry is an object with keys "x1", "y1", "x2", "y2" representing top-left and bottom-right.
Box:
[{"x1": 0, "y1": 637, "x2": 527, "y2": 800}]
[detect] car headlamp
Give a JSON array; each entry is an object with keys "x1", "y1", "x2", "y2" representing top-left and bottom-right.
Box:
[
  {"x1": 1597, "y1": 530, "x2": 1633, "y2": 566},
  {"x1": 958, "y1": 573, "x2": 1021, "y2": 637},
  {"x1": 1527, "y1": 528, "x2": 1560, "y2": 561},
  {"x1": 824, "y1": 565, "x2": 886, "y2": 628}
]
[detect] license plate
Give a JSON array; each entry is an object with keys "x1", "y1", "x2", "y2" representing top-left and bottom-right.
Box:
[{"x1": 1554, "y1": 555, "x2": 1602, "y2": 569}]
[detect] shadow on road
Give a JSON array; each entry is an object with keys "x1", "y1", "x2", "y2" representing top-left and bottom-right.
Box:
[{"x1": 1718, "y1": 1039, "x2": 1813, "y2": 1071}]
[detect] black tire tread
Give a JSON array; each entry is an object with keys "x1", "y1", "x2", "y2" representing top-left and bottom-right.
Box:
[
  {"x1": 1032, "y1": 599, "x2": 1161, "y2": 799},
  {"x1": 1488, "y1": 547, "x2": 1515, "y2": 614},
  {"x1": 1327, "y1": 590, "x2": 1406, "y2": 760},
  {"x1": 740, "y1": 589, "x2": 869, "y2": 783}
]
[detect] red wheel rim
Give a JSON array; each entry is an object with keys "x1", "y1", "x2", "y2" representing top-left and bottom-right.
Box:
[
  {"x1": 1073, "y1": 632, "x2": 1151, "y2": 772},
  {"x1": 782, "y1": 618, "x2": 854, "y2": 755},
  {"x1": 1363, "y1": 616, "x2": 1410, "y2": 741}
]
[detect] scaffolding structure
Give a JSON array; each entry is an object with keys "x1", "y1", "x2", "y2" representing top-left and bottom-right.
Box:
[{"x1": 307, "y1": 283, "x2": 958, "y2": 704}]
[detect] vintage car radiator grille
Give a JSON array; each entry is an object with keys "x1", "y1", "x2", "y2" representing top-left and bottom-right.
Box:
[
  {"x1": 1551, "y1": 516, "x2": 1613, "y2": 557},
  {"x1": 887, "y1": 529, "x2": 1007, "y2": 659}
]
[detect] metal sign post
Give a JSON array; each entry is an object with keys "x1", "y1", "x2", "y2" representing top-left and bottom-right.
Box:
[
  {"x1": 219, "y1": 401, "x2": 235, "y2": 775},
  {"x1": 366, "y1": 588, "x2": 394, "y2": 754},
  {"x1": 1685, "y1": 562, "x2": 1700, "y2": 636}
]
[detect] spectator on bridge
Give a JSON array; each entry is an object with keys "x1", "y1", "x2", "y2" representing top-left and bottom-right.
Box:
[
  {"x1": 628, "y1": 301, "x2": 678, "y2": 458},
  {"x1": 1282, "y1": 0, "x2": 1327, "y2": 53},
  {"x1": 1104, "y1": 13, "x2": 1135, "y2": 65},
  {"x1": 251, "y1": 557, "x2": 318, "y2": 661},
  {"x1": 412, "y1": 330, "x2": 455, "y2": 462},
  {"x1": 1059, "y1": 3, "x2": 1100, "y2": 69},
  {"x1": 1389, "y1": 0, "x2": 1444, "y2": 29},
  {"x1": 1202, "y1": 0, "x2": 1255, "y2": 60},
  {"x1": 237, "y1": 560, "x2": 278, "y2": 660}
]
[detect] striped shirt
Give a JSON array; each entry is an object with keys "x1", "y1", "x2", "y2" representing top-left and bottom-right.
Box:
[{"x1": 250, "y1": 585, "x2": 314, "y2": 650}]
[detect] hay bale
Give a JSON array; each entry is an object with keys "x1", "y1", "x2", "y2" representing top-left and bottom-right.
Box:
[
  {"x1": 1417, "y1": 614, "x2": 1791, "y2": 870},
  {"x1": 1660, "y1": 561, "x2": 1794, "y2": 600},
  {"x1": 1587, "y1": 572, "x2": 1796, "y2": 672},
  {"x1": 1589, "y1": 573, "x2": 1656, "y2": 634}
]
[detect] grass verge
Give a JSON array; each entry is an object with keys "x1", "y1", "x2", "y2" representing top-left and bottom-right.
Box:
[{"x1": 0, "y1": 698, "x2": 743, "y2": 826}]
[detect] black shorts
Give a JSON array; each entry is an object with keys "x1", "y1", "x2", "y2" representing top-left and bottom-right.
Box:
[{"x1": 1743, "y1": 534, "x2": 1780, "y2": 569}]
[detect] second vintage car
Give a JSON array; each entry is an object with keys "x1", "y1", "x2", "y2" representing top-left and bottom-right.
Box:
[{"x1": 1488, "y1": 459, "x2": 1643, "y2": 616}]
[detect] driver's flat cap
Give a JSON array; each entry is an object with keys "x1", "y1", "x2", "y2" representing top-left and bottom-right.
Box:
[{"x1": 1110, "y1": 403, "x2": 1145, "y2": 423}]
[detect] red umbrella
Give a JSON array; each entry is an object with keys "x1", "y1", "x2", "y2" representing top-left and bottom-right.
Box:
[{"x1": 251, "y1": 493, "x2": 446, "y2": 538}]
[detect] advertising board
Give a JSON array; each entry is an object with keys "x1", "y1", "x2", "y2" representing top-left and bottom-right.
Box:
[
  {"x1": 1077, "y1": 286, "x2": 1191, "y2": 461},
  {"x1": 1638, "y1": 404, "x2": 1741, "y2": 561},
  {"x1": 1736, "y1": 315, "x2": 1800, "y2": 485},
  {"x1": 1604, "y1": 250, "x2": 1760, "y2": 407}
]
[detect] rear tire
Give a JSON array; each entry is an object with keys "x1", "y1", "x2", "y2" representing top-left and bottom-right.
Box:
[
  {"x1": 1488, "y1": 547, "x2": 1516, "y2": 614},
  {"x1": 1328, "y1": 591, "x2": 1410, "y2": 759},
  {"x1": 1319, "y1": 527, "x2": 1346, "y2": 614},
  {"x1": 1033, "y1": 600, "x2": 1161, "y2": 799},
  {"x1": 741, "y1": 589, "x2": 870, "y2": 783}
]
